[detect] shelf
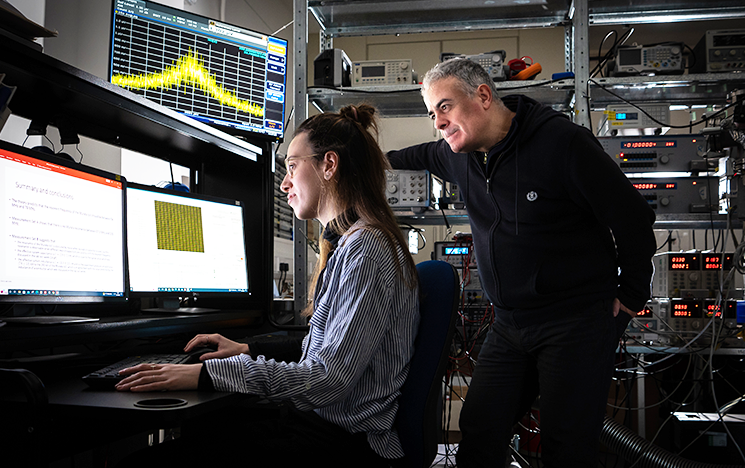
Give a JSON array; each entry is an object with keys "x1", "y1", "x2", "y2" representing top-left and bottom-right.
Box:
[
  {"x1": 393, "y1": 210, "x2": 741, "y2": 229},
  {"x1": 590, "y1": 73, "x2": 745, "y2": 108},
  {"x1": 394, "y1": 208, "x2": 469, "y2": 226},
  {"x1": 587, "y1": 0, "x2": 745, "y2": 25},
  {"x1": 309, "y1": 72, "x2": 745, "y2": 117},
  {"x1": 0, "y1": 29, "x2": 261, "y2": 168},
  {"x1": 309, "y1": 0, "x2": 572, "y2": 37},
  {"x1": 309, "y1": 79, "x2": 576, "y2": 117},
  {"x1": 309, "y1": 0, "x2": 745, "y2": 37}
]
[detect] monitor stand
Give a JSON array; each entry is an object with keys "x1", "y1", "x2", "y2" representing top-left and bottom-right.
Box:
[{"x1": 141, "y1": 298, "x2": 220, "y2": 314}]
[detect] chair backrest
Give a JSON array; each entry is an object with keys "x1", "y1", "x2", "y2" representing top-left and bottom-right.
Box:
[{"x1": 396, "y1": 260, "x2": 460, "y2": 468}]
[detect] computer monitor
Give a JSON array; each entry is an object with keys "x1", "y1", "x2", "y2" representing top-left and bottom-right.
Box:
[
  {"x1": 126, "y1": 183, "x2": 250, "y2": 313},
  {"x1": 0, "y1": 141, "x2": 128, "y2": 313},
  {"x1": 109, "y1": 0, "x2": 288, "y2": 142}
]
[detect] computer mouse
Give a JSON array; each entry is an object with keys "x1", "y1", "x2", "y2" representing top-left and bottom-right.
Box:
[{"x1": 186, "y1": 347, "x2": 217, "y2": 363}]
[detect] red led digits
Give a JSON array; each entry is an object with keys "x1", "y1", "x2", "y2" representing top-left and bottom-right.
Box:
[
  {"x1": 670, "y1": 256, "x2": 692, "y2": 269},
  {"x1": 673, "y1": 303, "x2": 692, "y2": 317},
  {"x1": 705, "y1": 304, "x2": 723, "y2": 318},
  {"x1": 621, "y1": 141, "x2": 676, "y2": 149},
  {"x1": 703, "y1": 255, "x2": 723, "y2": 270}
]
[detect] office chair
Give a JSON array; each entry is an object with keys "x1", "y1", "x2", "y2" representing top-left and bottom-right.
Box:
[{"x1": 395, "y1": 260, "x2": 460, "y2": 468}]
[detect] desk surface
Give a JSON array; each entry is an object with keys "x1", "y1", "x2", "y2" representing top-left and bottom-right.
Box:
[
  {"x1": 2, "y1": 375, "x2": 253, "y2": 465},
  {"x1": 47, "y1": 379, "x2": 247, "y2": 425}
]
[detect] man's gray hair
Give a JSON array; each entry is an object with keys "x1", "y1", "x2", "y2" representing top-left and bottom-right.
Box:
[{"x1": 421, "y1": 58, "x2": 500, "y2": 100}]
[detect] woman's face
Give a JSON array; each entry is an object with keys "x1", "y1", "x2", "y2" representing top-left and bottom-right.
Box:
[{"x1": 280, "y1": 133, "x2": 325, "y2": 223}]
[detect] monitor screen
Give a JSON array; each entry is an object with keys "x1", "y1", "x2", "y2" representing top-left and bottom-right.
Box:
[
  {"x1": 109, "y1": 0, "x2": 288, "y2": 142},
  {"x1": 0, "y1": 141, "x2": 127, "y2": 305},
  {"x1": 126, "y1": 183, "x2": 249, "y2": 311}
]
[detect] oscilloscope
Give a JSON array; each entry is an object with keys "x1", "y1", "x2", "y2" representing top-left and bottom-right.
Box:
[{"x1": 109, "y1": 0, "x2": 288, "y2": 142}]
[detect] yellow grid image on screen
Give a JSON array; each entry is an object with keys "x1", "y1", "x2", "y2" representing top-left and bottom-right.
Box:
[{"x1": 154, "y1": 201, "x2": 205, "y2": 253}]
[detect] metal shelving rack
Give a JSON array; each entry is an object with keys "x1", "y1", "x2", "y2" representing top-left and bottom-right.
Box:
[{"x1": 290, "y1": 0, "x2": 745, "y2": 313}]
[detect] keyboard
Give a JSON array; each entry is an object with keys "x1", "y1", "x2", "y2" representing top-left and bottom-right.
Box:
[{"x1": 82, "y1": 351, "x2": 207, "y2": 389}]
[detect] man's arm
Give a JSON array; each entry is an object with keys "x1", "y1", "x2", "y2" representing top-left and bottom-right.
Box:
[
  {"x1": 387, "y1": 139, "x2": 454, "y2": 179},
  {"x1": 566, "y1": 128, "x2": 656, "y2": 314}
]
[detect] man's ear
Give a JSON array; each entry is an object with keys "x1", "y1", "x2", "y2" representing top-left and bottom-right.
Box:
[
  {"x1": 322, "y1": 151, "x2": 339, "y2": 180},
  {"x1": 476, "y1": 83, "x2": 494, "y2": 109}
]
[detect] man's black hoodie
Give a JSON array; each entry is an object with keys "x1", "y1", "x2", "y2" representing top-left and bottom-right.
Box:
[{"x1": 389, "y1": 95, "x2": 656, "y2": 326}]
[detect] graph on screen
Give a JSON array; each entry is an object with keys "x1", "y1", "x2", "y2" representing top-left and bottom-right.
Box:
[{"x1": 110, "y1": 0, "x2": 287, "y2": 140}]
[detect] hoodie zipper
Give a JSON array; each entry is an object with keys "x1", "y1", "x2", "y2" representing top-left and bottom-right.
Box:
[
  {"x1": 483, "y1": 152, "x2": 490, "y2": 194},
  {"x1": 485, "y1": 151, "x2": 508, "y2": 194}
]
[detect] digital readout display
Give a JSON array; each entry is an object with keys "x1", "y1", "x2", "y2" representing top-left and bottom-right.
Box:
[
  {"x1": 621, "y1": 141, "x2": 677, "y2": 149},
  {"x1": 702, "y1": 254, "x2": 734, "y2": 270},
  {"x1": 444, "y1": 246, "x2": 469, "y2": 256},
  {"x1": 361, "y1": 66, "x2": 386, "y2": 78},
  {"x1": 668, "y1": 254, "x2": 700, "y2": 270},
  {"x1": 633, "y1": 182, "x2": 677, "y2": 190},
  {"x1": 705, "y1": 303, "x2": 723, "y2": 318},
  {"x1": 713, "y1": 33, "x2": 745, "y2": 47},
  {"x1": 703, "y1": 300, "x2": 736, "y2": 319},
  {"x1": 671, "y1": 300, "x2": 701, "y2": 318},
  {"x1": 615, "y1": 112, "x2": 638, "y2": 121}
]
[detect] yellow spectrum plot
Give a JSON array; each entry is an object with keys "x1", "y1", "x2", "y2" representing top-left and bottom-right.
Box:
[{"x1": 112, "y1": 50, "x2": 264, "y2": 117}]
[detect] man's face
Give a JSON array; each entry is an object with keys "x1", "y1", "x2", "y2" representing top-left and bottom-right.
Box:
[{"x1": 423, "y1": 77, "x2": 489, "y2": 154}]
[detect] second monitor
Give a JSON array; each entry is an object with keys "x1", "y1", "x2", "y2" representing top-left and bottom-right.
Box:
[{"x1": 126, "y1": 183, "x2": 250, "y2": 313}]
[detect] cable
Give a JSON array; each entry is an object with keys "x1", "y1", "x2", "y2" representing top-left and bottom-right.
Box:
[
  {"x1": 596, "y1": 30, "x2": 619, "y2": 78},
  {"x1": 590, "y1": 28, "x2": 635, "y2": 78},
  {"x1": 590, "y1": 78, "x2": 740, "y2": 129}
]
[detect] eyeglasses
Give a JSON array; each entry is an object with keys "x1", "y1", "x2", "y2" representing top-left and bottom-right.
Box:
[{"x1": 284, "y1": 155, "x2": 319, "y2": 178}]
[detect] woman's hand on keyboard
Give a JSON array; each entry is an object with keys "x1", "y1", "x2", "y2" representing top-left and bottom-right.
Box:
[
  {"x1": 115, "y1": 363, "x2": 202, "y2": 392},
  {"x1": 184, "y1": 333, "x2": 250, "y2": 360}
]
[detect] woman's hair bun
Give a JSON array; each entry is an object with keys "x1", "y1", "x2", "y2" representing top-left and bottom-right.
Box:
[{"x1": 339, "y1": 104, "x2": 376, "y2": 130}]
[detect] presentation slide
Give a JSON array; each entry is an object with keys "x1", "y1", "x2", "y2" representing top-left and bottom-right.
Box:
[{"x1": 0, "y1": 149, "x2": 125, "y2": 297}]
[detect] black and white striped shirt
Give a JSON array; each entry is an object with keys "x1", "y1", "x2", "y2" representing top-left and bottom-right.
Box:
[{"x1": 205, "y1": 223, "x2": 420, "y2": 458}]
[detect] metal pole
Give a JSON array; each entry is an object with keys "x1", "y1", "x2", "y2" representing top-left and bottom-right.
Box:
[
  {"x1": 292, "y1": 0, "x2": 309, "y2": 323},
  {"x1": 572, "y1": 0, "x2": 591, "y2": 129}
]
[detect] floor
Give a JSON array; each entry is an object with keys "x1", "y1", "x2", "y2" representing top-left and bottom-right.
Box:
[{"x1": 430, "y1": 445, "x2": 528, "y2": 468}]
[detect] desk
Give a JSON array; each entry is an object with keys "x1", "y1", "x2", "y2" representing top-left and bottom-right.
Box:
[
  {"x1": 3, "y1": 376, "x2": 249, "y2": 467},
  {"x1": 48, "y1": 379, "x2": 245, "y2": 424}
]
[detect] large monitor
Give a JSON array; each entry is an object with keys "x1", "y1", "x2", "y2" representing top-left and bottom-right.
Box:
[
  {"x1": 109, "y1": 0, "x2": 288, "y2": 142},
  {"x1": 0, "y1": 141, "x2": 128, "y2": 312},
  {"x1": 126, "y1": 183, "x2": 250, "y2": 313}
]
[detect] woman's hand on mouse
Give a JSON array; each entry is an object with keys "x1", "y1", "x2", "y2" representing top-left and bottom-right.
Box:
[
  {"x1": 184, "y1": 333, "x2": 250, "y2": 360},
  {"x1": 115, "y1": 363, "x2": 201, "y2": 392}
]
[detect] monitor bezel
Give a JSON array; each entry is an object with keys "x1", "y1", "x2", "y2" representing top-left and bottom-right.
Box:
[
  {"x1": 125, "y1": 182, "x2": 252, "y2": 305},
  {"x1": 0, "y1": 140, "x2": 129, "y2": 305},
  {"x1": 107, "y1": 0, "x2": 288, "y2": 143}
]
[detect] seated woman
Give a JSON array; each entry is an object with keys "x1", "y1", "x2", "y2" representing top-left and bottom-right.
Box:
[{"x1": 116, "y1": 104, "x2": 419, "y2": 468}]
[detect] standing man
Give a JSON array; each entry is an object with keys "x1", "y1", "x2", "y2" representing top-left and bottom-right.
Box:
[{"x1": 388, "y1": 58, "x2": 656, "y2": 467}]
